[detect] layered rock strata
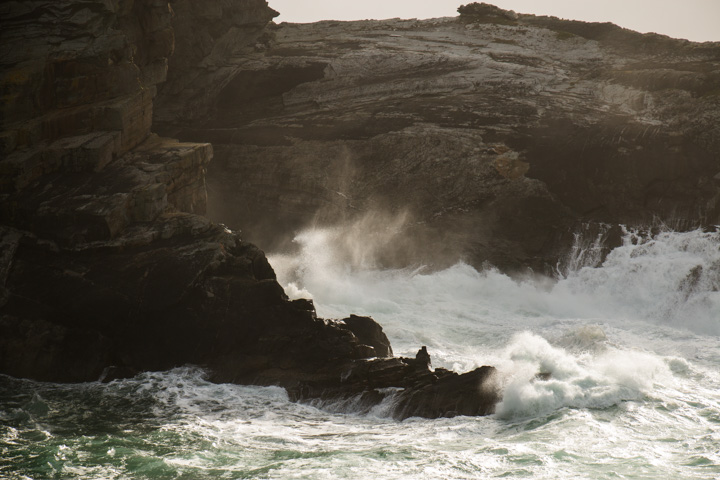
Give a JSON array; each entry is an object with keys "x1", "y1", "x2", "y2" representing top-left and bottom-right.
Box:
[
  {"x1": 155, "y1": 3, "x2": 720, "y2": 272},
  {"x1": 0, "y1": 0, "x2": 220, "y2": 380},
  {"x1": 0, "y1": 1, "x2": 500, "y2": 419}
]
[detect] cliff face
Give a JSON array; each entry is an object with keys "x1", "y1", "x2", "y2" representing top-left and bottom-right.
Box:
[
  {"x1": 0, "y1": 0, "x2": 501, "y2": 419},
  {"x1": 154, "y1": 0, "x2": 279, "y2": 125},
  {"x1": 0, "y1": 0, "x2": 230, "y2": 380},
  {"x1": 155, "y1": 7, "x2": 720, "y2": 272},
  {"x1": 1, "y1": 1, "x2": 207, "y2": 239},
  {"x1": 0, "y1": 1, "x2": 315, "y2": 378}
]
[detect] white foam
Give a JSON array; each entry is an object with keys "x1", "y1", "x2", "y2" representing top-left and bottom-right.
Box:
[
  {"x1": 5, "y1": 226, "x2": 719, "y2": 480},
  {"x1": 492, "y1": 331, "x2": 672, "y2": 419},
  {"x1": 270, "y1": 226, "x2": 720, "y2": 344},
  {"x1": 267, "y1": 225, "x2": 720, "y2": 421},
  {"x1": 555, "y1": 228, "x2": 720, "y2": 334}
]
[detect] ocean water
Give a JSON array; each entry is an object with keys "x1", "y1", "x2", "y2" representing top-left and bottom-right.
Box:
[{"x1": 2, "y1": 227, "x2": 719, "y2": 479}]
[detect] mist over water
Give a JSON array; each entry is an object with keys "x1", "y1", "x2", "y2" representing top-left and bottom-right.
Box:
[
  {"x1": 3, "y1": 225, "x2": 720, "y2": 479},
  {"x1": 270, "y1": 223, "x2": 720, "y2": 347},
  {"x1": 267, "y1": 224, "x2": 720, "y2": 476}
]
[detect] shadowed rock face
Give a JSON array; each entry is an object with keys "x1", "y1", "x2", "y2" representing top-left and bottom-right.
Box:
[
  {"x1": 0, "y1": 0, "x2": 501, "y2": 419},
  {"x1": 155, "y1": 7, "x2": 720, "y2": 273},
  {"x1": 0, "y1": 0, "x2": 228, "y2": 381},
  {"x1": 153, "y1": 0, "x2": 280, "y2": 126}
]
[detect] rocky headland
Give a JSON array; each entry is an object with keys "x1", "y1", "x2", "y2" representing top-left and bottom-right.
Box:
[
  {"x1": 155, "y1": 2, "x2": 720, "y2": 272},
  {"x1": 0, "y1": 1, "x2": 718, "y2": 418}
]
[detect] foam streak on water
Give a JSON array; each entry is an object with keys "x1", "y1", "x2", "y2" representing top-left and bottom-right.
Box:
[{"x1": 2, "y1": 227, "x2": 720, "y2": 479}]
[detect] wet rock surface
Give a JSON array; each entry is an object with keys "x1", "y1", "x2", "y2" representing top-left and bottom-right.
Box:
[{"x1": 288, "y1": 348, "x2": 499, "y2": 420}]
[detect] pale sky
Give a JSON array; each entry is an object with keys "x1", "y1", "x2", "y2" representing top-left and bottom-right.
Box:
[{"x1": 268, "y1": 0, "x2": 720, "y2": 43}]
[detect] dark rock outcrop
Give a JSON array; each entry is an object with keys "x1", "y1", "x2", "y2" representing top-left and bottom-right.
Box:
[
  {"x1": 342, "y1": 314, "x2": 393, "y2": 357},
  {"x1": 290, "y1": 348, "x2": 498, "y2": 420},
  {"x1": 154, "y1": 5, "x2": 720, "y2": 273},
  {"x1": 0, "y1": 0, "x2": 500, "y2": 419}
]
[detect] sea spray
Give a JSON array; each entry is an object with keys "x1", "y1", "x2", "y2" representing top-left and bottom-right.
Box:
[
  {"x1": 556, "y1": 222, "x2": 620, "y2": 277},
  {"x1": 493, "y1": 332, "x2": 672, "y2": 419},
  {"x1": 271, "y1": 226, "x2": 720, "y2": 341},
  {"x1": 269, "y1": 224, "x2": 720, "y2": 425},
  {"x1": 554, "y1": 227, "x2": 720, "y2": 334},
  {"x1": 3, "y1": 228, "x2": 720, "y2": 479}
]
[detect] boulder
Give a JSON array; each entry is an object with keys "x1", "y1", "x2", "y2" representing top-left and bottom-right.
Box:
[
  {"x1": 394, "y1": 365, "x2": 499, "y2": 419},
  {"x1": 341, "y1": 314, "x2": 393, "y2": 357}
]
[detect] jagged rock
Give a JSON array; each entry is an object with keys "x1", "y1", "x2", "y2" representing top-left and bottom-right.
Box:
[
  {"x1": 394, "y1": 365, "x2": 498, "y2": 419},
  {"x1": 288, "y1": 348, "x2": 499, "y2": 420},
  {"x1": 414, "y1": 346, "x2": 431, "y2": 369},
  {"x1": 6, "y1": 217, "x2": 500, "y2": 418},
  {"x1": 340, "y1": 314, "x2": 393, "y2": 357},
  {"x1": 1, "y1": 134, "x2": 212, "y2": 246},
  {"x1": 154, "y1": 0, "x2": 280, "y2": 126},
  {"x1": 0, "y1": 315, "x2": 114, "y2": 382}
]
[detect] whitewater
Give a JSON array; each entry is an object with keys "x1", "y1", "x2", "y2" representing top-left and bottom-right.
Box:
[{"x1": 1, "y1": 227, "x2": 719, "y2": 479}]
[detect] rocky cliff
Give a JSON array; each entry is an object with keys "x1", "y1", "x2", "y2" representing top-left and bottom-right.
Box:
[
  {"x1": 154, "y1": 3, "x2": 720, "y2": 272},
  {"x1": 0, "y1": 1, "x2": 501, "y2": 419},
  {"x1": 2, "y1": 0, "x2": 719, "y2": 418}
]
